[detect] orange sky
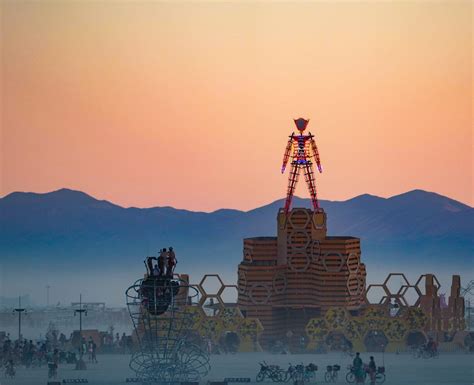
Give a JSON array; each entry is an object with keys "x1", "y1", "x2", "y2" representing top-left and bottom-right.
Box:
[{"x1": 1, "y1": 1, "x2": 472, "y2": 211}]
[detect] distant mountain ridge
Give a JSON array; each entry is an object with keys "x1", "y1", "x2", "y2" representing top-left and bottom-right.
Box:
[{"x1": 0, "y1": 188, "x2": 472, "y2": 274}]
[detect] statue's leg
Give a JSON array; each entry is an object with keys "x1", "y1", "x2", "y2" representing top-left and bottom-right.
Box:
[
  {"x1": 303, "y1": 162, "x2": 319, "y2": 210},
  {"x1": 284, "y1": 163, "x2": 300, "y2": 213}
]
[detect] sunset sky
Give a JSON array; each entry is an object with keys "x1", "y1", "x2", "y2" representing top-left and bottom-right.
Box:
[{"x1": 1, "y1": 1, "x2": 472, "y2": 211}]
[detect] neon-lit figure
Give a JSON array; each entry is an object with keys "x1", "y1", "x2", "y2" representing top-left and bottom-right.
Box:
[{"x1": 281, "y1": 118, "x2": 323, "y2": 214}]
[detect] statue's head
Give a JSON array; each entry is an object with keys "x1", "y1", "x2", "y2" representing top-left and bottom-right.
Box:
[{"x1": 294, "y1": 118, "x2": 309, "y2": 133}]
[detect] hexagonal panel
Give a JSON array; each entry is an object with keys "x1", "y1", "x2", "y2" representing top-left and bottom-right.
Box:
[
  {"x1": 415, "y1": 274, "x2": 441, "y2": 296},
  {"x1": 288, "y1": 209, "x2": 311, "y2": 229},
  {"x1": 325, "y1": 307, "x2": 349, "y2": 329},
  {"x1": 344, "y1": 318, "x2": 367, "y2": 340},
  {"x1": 398, "y1": 285, "x2": 422, "y2": 307},
  {"x1": 183, "y1": 305, "x2": 206, "y2": 327},
  {"x1": 383, "y1": 273, "x2": 410, "y2": 295},
  {"x1": 199, "y1": 274, "x2": 225, "y2": 296},
  {"x1": 381, "y1": 294, "x2": 407, "y2": 310},
  {"x1": 287, "y1": 230, "x2": 311, "y2": 250},
  {"x1": 321, "y1": 252, "x2": 346, "y2": 272},
  {"x1": 219, "y1": 306, "x2": 244, "y2": 320},
  {"x1": 238, "y1": 318, "x2": 263, "y2": 339},
  {"x1": 312, "y1": 211, "x2": 326, "y2": 229},
  {"x1": 272, "y1": 271, "x2": 287, "y2": 294},
  {"x1": 365, "y1": 284, "x2": 390, "y2": 304},
  {"x1": 199, "y1": 295, "x2": 224, "y2": 317},
  {"x1": 198, "y1": 316, "x2": 224, "y2": 341},
  {"x1": 219, "y1": 307, "x2": 244, "y2": 330},
  {"x1": 218, "y1": 285, "x2": 238, "y2": 304},
  {"x1": 237, "y1": 270, "x2": 247, "y2": 294},
  {"x1": 358, "y1": 276, "x2": 366, "y2": 295},
  {"x1": 346, "y1": 253, "x2": 360, "y2": 273},
  {"x1": 310, "y1": 240, "x2": 321, "y2": 263},
  {"x1": 248, "y1": 283, "x2": 272, "y2": 305},
  {"x1": 305, "y1": 317, "x2": 329, "y2": 341},
  {"x1": 404, "y1": 307, "x2": 428, "y2": 330},
  {"x1": 384, "y1": 318, "x2": 408, "y2": 341},
  {"x1": 288, "y1": 252, "x2": 311, "y2": 272},
  {"x1": 347, "y1": 274, "x2": 360, "y2": 296}
]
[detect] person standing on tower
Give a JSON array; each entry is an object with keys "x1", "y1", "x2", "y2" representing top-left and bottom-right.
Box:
[
  {"x1": 281, "y1": 118, "x2": 323, "y2": 214},
  {"x1": 166, "y1": 247, "x2": 177, "y2": 277},
  {"x1": 158, "y1": 248, "x2": 168, "y2": 277},
  {"x1": 145, "y1": 256, "x2": 157, "y2": 276}
]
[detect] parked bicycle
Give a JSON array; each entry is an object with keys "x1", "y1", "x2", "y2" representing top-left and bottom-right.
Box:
[
  {"x1": 281, "y1": 363, "x2": 297, "y2": 382},
  {"x1": 256, "y1": 361, "x2": 283, "y2": 382},
  {"x1": 303, "y1": 363, "x2": 318, "y2": 382},
  {"x1": 324, "y1": 364, "x2": 340, "y2": 383}
]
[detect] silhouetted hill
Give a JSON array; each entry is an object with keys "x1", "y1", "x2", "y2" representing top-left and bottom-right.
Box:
[{"x1": 0, "y1": 188, "x2": 472, "y2": 275}]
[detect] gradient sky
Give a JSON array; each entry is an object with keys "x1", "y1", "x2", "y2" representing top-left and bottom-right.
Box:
[{"x1": 1, "y1": 1, "x2": 472, "y2": 211}]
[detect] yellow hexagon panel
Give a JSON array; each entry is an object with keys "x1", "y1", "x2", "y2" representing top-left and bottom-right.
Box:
[
  {"x1": 306, "y1": 317, "x2": 330, "y2": 341},
  {"x1": 344, "y1": 318, "x2": 367, "y2": 340},
  {"x1": 325, "y1": 307, "x2": 350, "y2": 330},
  {"x1": 384, "y1": 318, "x2": 408, "y2": 342},
  {"x1": 218, "y1": 307, "x2": 244, "y2": 331}
]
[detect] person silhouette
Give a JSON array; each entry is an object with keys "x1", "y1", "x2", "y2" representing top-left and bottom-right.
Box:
[{"x1": 167, "y1": 247, "x2": 177, "y2": 277}]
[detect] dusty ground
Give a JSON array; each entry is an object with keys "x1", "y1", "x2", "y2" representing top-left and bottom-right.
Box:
[{"x1": 1, "y1": 352, "x2": 473, "y2": 385}]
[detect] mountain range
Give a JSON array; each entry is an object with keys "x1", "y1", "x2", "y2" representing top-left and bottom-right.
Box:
[{"x1": 0, "y1": 188, "x2": 472, "y2": 276}]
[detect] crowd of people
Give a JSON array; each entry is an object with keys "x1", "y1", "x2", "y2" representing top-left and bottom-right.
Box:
[
  {"x1": 0, "y1": 336, "x2": 67, "y2": 378},
  {"x1": 0, "y1": 327, "x2": 135, "y2": 378},
  {"x1": 100, "y1": 331, "x2": 134, "y2": 354}
]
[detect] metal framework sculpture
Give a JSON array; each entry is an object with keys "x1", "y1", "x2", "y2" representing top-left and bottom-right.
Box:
[
  {"x1": 126, "y1": 275, "x2": 210, "y2": 383},
  {"x1": 281, "y1": 118, "x2": 323, "y2": 213}
]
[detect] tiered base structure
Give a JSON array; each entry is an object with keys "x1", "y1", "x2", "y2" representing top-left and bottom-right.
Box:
[{"x1": 237, "y1": 208, "x2": 367, "y2": 347}]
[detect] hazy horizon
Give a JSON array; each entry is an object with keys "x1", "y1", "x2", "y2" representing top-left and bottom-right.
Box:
[
  {"x1": 1, "y1": 262, "x2": 472, "y2": 309},
  {"x1": 1, "y1": 186, "x2": 472, "y2": 212}
]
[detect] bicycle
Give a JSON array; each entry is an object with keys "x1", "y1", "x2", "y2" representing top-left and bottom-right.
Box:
[
  {"x1": 324, "y1": 364, "x2": 340, "y2": 383},
  {"x1": 256, "y1": 361, "x2": 283, "y2": 382},
  {"x1": 346, "y1": 365, "x2": 365, "y2": 383},
  {"x1": 345, "y1": 365, "x2": 385, "y2": 384},
  {"x1": 303, "y1": 363, "x2": 318, "y2": 382},
  {"x1": 281, "y1": 363, "x2": 297, "y2": 382},
  {"x1": 374, "y1": 366, "x2": 386, "y2": 384}
]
